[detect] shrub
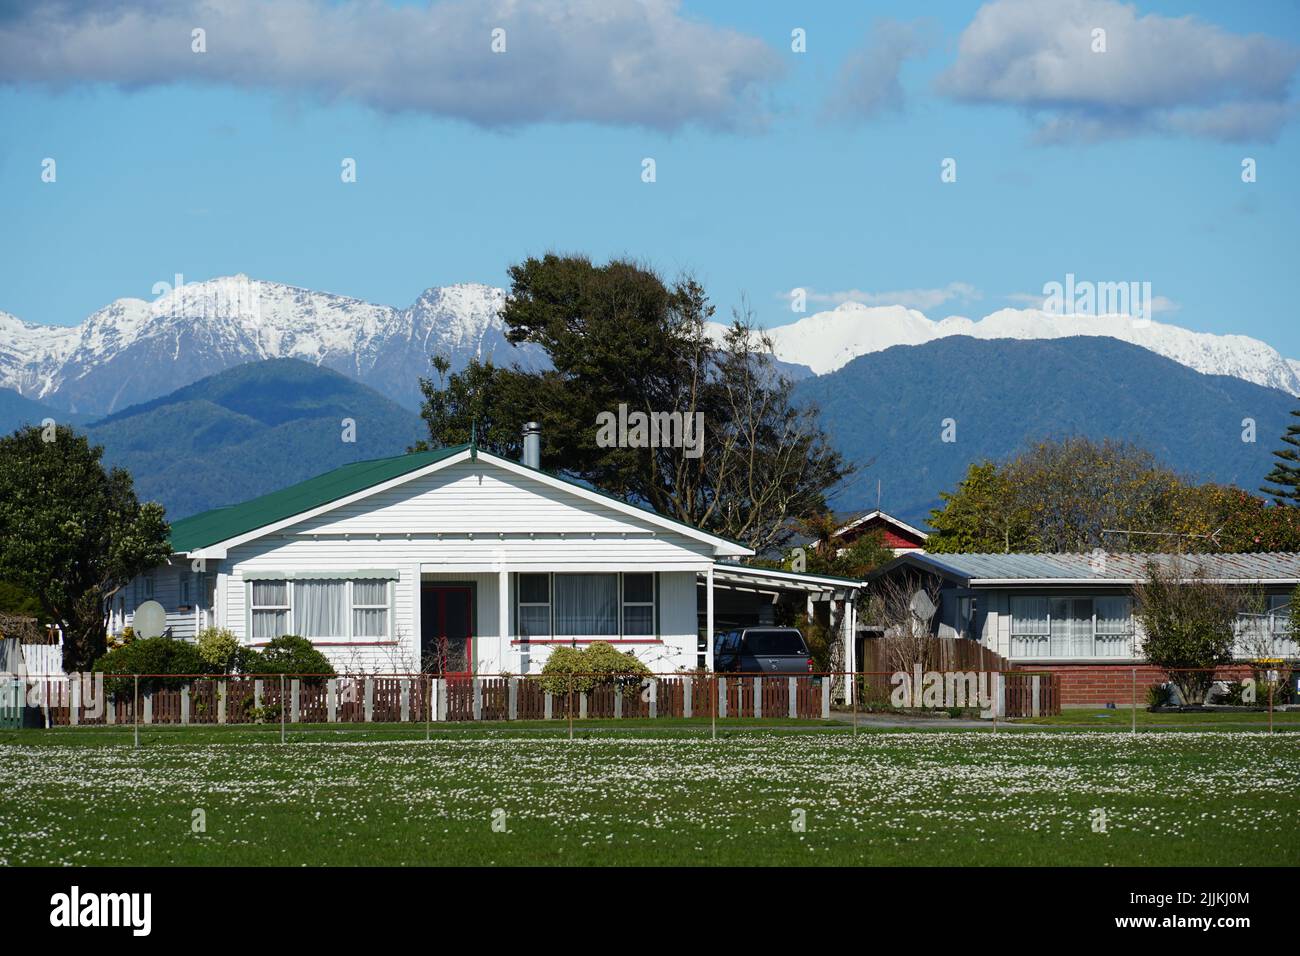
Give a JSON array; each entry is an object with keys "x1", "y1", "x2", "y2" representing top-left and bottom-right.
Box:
[
  {"x1": 93, "y1": 637, "x2": 215, "y2": 698},
  {"x1": 242, "y1": 635, "x2": 336, "y2": 683},
  {"x1": 538, "y1": 642, "x2": 652, "y2": 697},
  {"x1": 196, "y1": 627, "x2": 242, "y2": 672},
  {"x1": 1134, "y1": 557, "x2": 1253, "y2": 705},
  {"x1": 1145, "y1": 683, "x2": 1170, "y2": 709}
]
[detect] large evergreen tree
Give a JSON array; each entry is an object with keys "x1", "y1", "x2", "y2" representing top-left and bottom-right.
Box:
[
  {"x1": 0, "y1": 425, "x2": 171, "y2": 670},
  {"x1": 1261, "y1": 408, "x2": 1300, "y2": 505},
  {"x1": 412, "y1": 254, "x2": 850, "y2": 554}
]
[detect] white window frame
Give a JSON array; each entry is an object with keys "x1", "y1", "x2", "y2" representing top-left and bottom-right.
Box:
[
  {"x1": 246, "y1": 577, "x2": 396, "y2": 642},
  {"x1": 521, "y1": 572, "x2": 658, "y2": 641},
  {"x1": 350, "y1": 579, "x2": 392, "y2": 640},
  {"x1": 620, "y1": 572, "x2": 656, "y2": 637},
  {"x1": 1011, "y1": 594, "x2": 1134, "y2": 659},
  {"x1": 516, "y1": 573, "x2": 553, "y2": 640},
  {"x1": 249, "y1": 580, "x2": 292, "y2": 641}
]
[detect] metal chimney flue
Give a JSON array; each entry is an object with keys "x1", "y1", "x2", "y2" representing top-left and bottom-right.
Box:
[{"x1": 522, "y1": 421, "x2": 541, "y2": 469}]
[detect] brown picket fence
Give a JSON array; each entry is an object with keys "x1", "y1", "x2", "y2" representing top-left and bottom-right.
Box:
[{"x1": 19, "y1": 668, "x2": 1070, "y2": 727}]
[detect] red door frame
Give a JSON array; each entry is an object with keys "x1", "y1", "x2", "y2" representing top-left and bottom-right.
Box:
[{"x1": 422, "y1": 584, "x2": 475, "y2": 676}]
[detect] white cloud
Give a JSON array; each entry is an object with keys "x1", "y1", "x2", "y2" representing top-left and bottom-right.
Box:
[
  {"x1": 789, "y1": 282, "x2": 980, "y2": 312},
  {"x1": 824, "y1": 19, "x2": 936, "y2": 121},
  {"x1": 0, "y1": 0, "x2": 782, "y2": 131},
  {"x1": 937, "y1": 0, "x2": 1300, "y2": 142}
]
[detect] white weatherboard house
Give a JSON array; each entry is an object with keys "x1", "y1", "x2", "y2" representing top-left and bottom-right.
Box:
[{"x1": 114, "y1": 435, "x2": 782, "y2": 676}]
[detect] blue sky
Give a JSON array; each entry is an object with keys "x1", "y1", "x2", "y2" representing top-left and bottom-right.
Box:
[{"x1": 1, "y1": 0, "x2": 1298, "y2": 353}]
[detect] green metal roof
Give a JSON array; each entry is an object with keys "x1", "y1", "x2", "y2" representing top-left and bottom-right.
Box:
[{"x1": 168, "y1": 444, "x2": 470, "y2": 552}]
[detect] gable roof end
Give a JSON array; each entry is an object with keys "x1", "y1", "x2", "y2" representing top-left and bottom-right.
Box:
[{"x1": 169, "y1": 444, "x2": 753, "y2": 558}]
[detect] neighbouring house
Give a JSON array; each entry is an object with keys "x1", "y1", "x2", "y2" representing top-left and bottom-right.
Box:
[
  {"x1": 832, "y1": 510, "x2": 928, "y2": 555},
  {"x1": 113, "y1": 427, "x2": 861, "y2": 682},
  {"x1": 864, "y1": 551, "x2": 1300, "y2": 707}
]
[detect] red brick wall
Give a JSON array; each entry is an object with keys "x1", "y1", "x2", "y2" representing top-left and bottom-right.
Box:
[{"x1": 1018, "y1": 662, "x2": 1252, "y2": 707}]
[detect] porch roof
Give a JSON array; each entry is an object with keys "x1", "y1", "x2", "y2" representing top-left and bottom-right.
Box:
[{"x1": 708, "y1": 563, "x2": 862, "y2": 596}]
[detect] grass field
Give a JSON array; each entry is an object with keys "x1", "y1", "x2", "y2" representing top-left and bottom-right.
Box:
[{"x1": 2, "y1": 722, "x2": 1297, "y2": 866}]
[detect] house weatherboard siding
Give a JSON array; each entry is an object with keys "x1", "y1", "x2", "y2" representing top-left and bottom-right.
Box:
[{"x1": 119, "y1": 444, "x2": 752, "y2": 676}]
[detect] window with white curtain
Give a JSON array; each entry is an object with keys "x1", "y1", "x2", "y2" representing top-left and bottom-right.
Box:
[
  {"x1": 297, "y1": 580, "x2": 347, "y2": 639},
  {"x1": 554, "y1": 573, "x2": 619, "y2": 637},
  {"x1": 1009, "y1": 597, "x2": 1049, "y2": 657},
  {"x1": 518, "y1": 573, "x2": 551, "y2": 639},
  {"x1": 249, "y1": 577, "x2": 393, "y2": 641},
  {"x1": 622, "y1": 573, "x2": 655, "y2": 636},
  {"x1": 1094, "y1": 597, "x2": 1134, "y2": 657},
  {"x1": 251, "y1": 581, "x2": 290, "y2": 640},
  {"x1": 352, "y1": 580, "x2": 389, "y2": 638},
  {"x1": 1011, "y1": 594, "x2": 1134, "y2": 658}
]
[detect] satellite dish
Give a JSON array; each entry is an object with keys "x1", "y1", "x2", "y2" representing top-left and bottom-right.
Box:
[
  {"x1": 909, "y1": 590, "x2": 936, "y2": 622},
  {"x1": 133, "y1": 600, "x2": 167, "y2": 639}
]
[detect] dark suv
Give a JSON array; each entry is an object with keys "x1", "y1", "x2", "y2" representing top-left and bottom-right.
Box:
[{"x1": 713, "y1": 627, "x2": 813, "y2": 674}]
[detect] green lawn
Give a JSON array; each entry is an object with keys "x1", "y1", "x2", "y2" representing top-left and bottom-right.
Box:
[
  {"x1": 1018, "y1": 708, "x2": 1300, "y2": 730},
  {"x1": 2, "y1": 723, "x2": 1296, "y2": 866}
]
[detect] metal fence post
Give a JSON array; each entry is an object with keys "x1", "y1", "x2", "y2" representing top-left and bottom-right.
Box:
[
  {"x1": 425, "y1": 675, "x2": 432, "y2": 741},
  {"x1": 1131, "y1": 667, "x2": 1137, "y2": 735},
  {"x1": 1269, "y1": 680, "x2": 1275, "y2": 734},
  {"x1": 683, "y1": 675, "x2": 692, "y2": 718},
  {"x1": 280, "y1": 674, "x2": 286, "y2": 743},
  {"x1": 133, "y1": 674, "x2": 139, "y2": 749}
]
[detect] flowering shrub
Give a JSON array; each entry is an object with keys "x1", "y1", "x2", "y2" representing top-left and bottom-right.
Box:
[{"x1": 538, "y1": 641, "x2": 652, "y2": 697}]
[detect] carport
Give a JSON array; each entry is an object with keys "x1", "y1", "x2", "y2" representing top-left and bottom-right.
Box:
[{"x1": 697, "y1": 564, "x2": 863, "y2": 699}]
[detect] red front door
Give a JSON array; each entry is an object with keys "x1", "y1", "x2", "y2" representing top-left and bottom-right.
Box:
[{"x1": 421, "y1": 585, "x2": 473, "y2": 675}]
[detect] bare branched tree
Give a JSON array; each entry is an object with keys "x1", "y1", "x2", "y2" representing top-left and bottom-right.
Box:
[{"x1": 865, "y1": 573, "x2": 944, "y2": 675}]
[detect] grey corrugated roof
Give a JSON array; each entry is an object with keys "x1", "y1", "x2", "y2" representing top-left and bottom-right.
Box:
[{"x1": 897, "y1": 552, "x2": 1300, "y2": 583}]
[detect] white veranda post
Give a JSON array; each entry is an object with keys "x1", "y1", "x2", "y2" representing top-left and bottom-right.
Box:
[
  {"x1": 705, "y1": 565, "x2": 715, "y2": 670},
  {"x1": 498, "y1": 568, "x2": 509, "y2": 675}
]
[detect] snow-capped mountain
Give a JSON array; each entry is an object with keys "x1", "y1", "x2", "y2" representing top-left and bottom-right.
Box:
[
  {"x1": 0, "y1": 277, "x2": 546, "y2": 415},
  {"x1": 744, "y1": 303, "x2": 1300, "y2": 396},
  {"x1": 5, "y1": 277, "x2": 1300, "y2": 418}
]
